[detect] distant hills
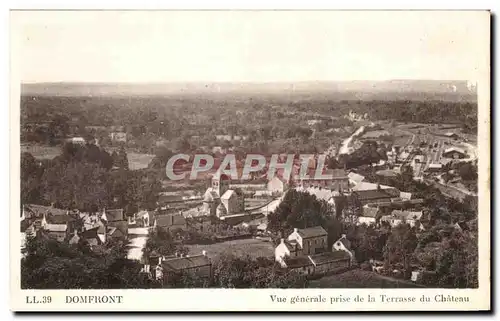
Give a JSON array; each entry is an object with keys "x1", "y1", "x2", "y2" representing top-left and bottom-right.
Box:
[{"x1": 21, "y1": 80, "x2": 477, "y2": 102}]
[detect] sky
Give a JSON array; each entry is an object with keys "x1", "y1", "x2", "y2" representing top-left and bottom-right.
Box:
[{"x1": 11, "y1": 11, "x2": 489, "y2": 83}]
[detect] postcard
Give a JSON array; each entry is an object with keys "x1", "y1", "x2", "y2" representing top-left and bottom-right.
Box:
[{"x1": 10, "y1": 10, "x2": 490, "y2": 312}]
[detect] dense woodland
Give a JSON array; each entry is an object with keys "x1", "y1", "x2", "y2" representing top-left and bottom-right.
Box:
[
  {"x1": 21, "y1": 143, "x2": 162, "y2": 214},
  {"x1": 21, "y1": 95, "x2": 477, "y2": 155}
]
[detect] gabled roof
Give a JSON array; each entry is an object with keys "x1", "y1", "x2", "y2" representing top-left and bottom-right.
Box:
[
  {"x1": 391, "y1": 210, "x2": 423, "y2": 221},
  {"x1": 348, "y1": 172, "x2": 365, "y2": 184},
  {"x1": 46, "y1": 214, "x2": 75, "y2": 224},
  {"x1": 203, "y1": 188, "x2": 219, "y2": 202},
  {"x1": 103, "y1": 209, "x2": 124, "y2": 222},
  {"x1": 284, "y1": 256, "x2": 313, "y2": 269},
  {"x1": 45, "y1": 223, "x2": 67, "y2": 232},
  {"x1": 353, "y1": 189, "x2": 394, "y2": 201},
  {"x1": 297, "y1": 226, "x2": 328, "y2": 239},
  {"x1": 162, "y1": 255, "x2": 211, "y2": 271},
  {"x1": 351, "y1": 181, "x2": 397, "y2": 192},
  {"x1": 221, "y1": 189, "x2": 236, "y2": 200},
  {"x1": 155, "y1": 214, "x2": 186, "y2": 228},
  {"x1": 443, "y1": 147, "x2": 466, "y2": 155},
  {"x1": 334, "y1": 235, "x2": 352, "y2": 250}
]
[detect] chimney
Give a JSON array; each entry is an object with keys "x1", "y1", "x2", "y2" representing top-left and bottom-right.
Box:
[
  {"x1": 341, "y1": 234, "x2": 346, "y2": 239},
  {"x1": 280, "y1": 238, "x2": 285, "y2": 244},
  {"x1": 73, "y1": 229, "x2": 78, "y2": 236},
  {"x1": 293, "y1": 228, "x2": 298, "y2": 234}
]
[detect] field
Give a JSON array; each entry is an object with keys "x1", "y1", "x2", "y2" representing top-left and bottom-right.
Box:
[
  {"x1": 308, "y1": 269, "x2": 423, "y2": 288},
  {"x1": 186, "y1": 238, "x2": 275, "y2": 260},
  {"x1": 21, "y1": 144, "x2": 61, "y2": 159},
  {"x1": 21, "y1": 144, "x2": 154, "y2": 170}
]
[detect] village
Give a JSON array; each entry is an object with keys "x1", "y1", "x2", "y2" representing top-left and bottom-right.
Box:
[{"x1": 20, "y1": 108, "x2": 478, "y2": 288}]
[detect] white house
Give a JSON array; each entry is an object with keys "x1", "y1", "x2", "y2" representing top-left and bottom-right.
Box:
[
  {"x1": 267, "y1": 176, "x2": 288, "y2": 194},
  {"x1": 332, "y1": 234, "x2": 356, "y2": 263}
]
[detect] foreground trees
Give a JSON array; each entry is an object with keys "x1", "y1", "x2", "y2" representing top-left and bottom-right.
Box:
[
  {"x1": 21, "y1": 234, "x2": 154, "y2": 289},
  {"x1": 21, "y1": 143, "x2": 161, "y2": 214}
]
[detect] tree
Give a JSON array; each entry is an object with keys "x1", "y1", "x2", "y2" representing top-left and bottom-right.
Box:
[
  {"x1": 383, "y1": 224, "x2": 418, "y2": 278},
  {"x1": 21, "y1": 233, "x2": 151, "y2": 289},
  {"x1": 458, "y1": 162, "x2": 477, "y2": 181},
  {"x1": 267, "y1": 190, "x2": 335, "y2": 237}
]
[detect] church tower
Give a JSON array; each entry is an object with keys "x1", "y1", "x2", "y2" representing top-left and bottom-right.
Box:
[{"x1": 212, "y1": 173, "x2": 230, "y2": 197}]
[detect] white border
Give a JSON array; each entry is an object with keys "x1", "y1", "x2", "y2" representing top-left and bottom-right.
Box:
[{"x1": 3, "y1": 1, "x2": 496, "y2": 317}]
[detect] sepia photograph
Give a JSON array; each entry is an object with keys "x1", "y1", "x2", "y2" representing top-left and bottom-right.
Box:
[{"x1": 10, "y1": 10, "x2": 490, "y2": 311}]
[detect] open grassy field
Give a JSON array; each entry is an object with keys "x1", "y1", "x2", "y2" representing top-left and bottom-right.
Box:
[
  {"x1": 186, "y1": 238, "x2": 275, "y2": 260},
  {"x1": 308, "y1": 269, "x2": 423, "y2": 288}
]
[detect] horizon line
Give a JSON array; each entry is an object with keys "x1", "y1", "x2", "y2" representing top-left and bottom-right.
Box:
[{"x1": 21, "y1": 79, "x2": 476, "y2": 85}]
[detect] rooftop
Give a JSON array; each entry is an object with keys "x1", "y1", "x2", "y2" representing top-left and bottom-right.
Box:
[
  {"x1": 296, "y1": 226, "x2": 328, "y2": 239},
  {"x1": 103, "y1": 209, "x2": 124, "y2": 222},
  {"x1": 285, "y1": 256, "x2": 313, "y2": 268},
  {"x1": 162, "y1": 254, "x2": 211, "y2": 271},
  {"x1": 309, "y1": 251, "x2": 350, "y2": 265}
]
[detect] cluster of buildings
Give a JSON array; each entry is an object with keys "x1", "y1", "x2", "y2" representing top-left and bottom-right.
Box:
[
  {"x1": 143, "y1": 250, "x2": 212, "y2": 284},
  {"x1": 275, "y1": 226, "x2": 355, "y2": 276},
  {"x1": 21, "y1": 204, "x2": 128, "y2": 250}
]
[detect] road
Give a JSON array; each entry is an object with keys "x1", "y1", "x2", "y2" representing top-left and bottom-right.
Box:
[
  {"x1": 338, "y1": 126, "x2": 365, "y2": 155},
  {"x1": 127, "y1": 227, "x2": 149, "y2": 261}
]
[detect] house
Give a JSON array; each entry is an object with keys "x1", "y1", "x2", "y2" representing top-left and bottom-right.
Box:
[
  {"x1": 40, "y1": 212, "x2": 79, "y2": 242},
  {"x1": 351, "y1": 181, "x2": 400, "y2": 195},
  {"x1": 275, "y1": 226, "x2": 328, "y2": 266},
  {"x1": 81, "y1": 226, "x2": 102, "y2": 247},
  {"x1": 442, "y1": 147, "x2": 467, "y2": 159},
  {"x1": 400, "y1": 192, "x2": 412, "y2": 201},
  {"x1": 375, "y1": 169, "x2": 398, "y2": 179},
  {"x1": 154, "y1": 213, "x2": 187, "y2": 231},
  {"x1": 267, "y1": 176, "x2": 289, "y2": 194},
  {"x1": 297, "y1": 169, "x2": 350, "y2": 193},
  {"x1": 380, "y1": 210, "x2": 423, "y2": 228},
  {"x1": 202, "y1": 174, "x2": 244, "y2": 217},
  {"x1": 296, "y1": 186, "x2": 340, "y2": 203},
  {"x1": 332, "y1": 234, "x2": 356, "y2": 264},
  {"x1": 348, "y1": 172, "x2": 365, "y2": 186},
  {"x1": 352, "y1": 189, "x2": 395, "y2": 206},
  {"x1": 136, "y1": 210, "x2": 152, "y2": 227},
  {"x1": 101, "y1": 208, "x2": 128, "y2": 238},
  {"x1": 308, "y1": 251, "x2": 352, "y2": 275},
  {"x1": 444, "y1": 132, "x2": 459, "y2": 140},
  {"x1": 66, "y1": 137, "x2": 86, "y2": 145},
  {"x1": 157, "y1": 252, "x2": 212, "y2": 282},
  {"x1": 426, "y1": 163, "x2": 443, "y2": 173},
  {"x1": 357, "y1": 206, "x2": 379, "y2": 226},
  {"x1": 276, "y1": 234, "x2": 353, "y2": 276},
  {"x1": 220, "y1": 189, "x2": 245, "y2": 216},
  {"x1": 22, "y1": 204, "x2": 67, "y2": 220},
  {"x1": 288, "y1": 226, "x2": 328, "y2": 255},
  {"x1": 42, "y1": 223, "x2": 68, "y2": 242}
]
